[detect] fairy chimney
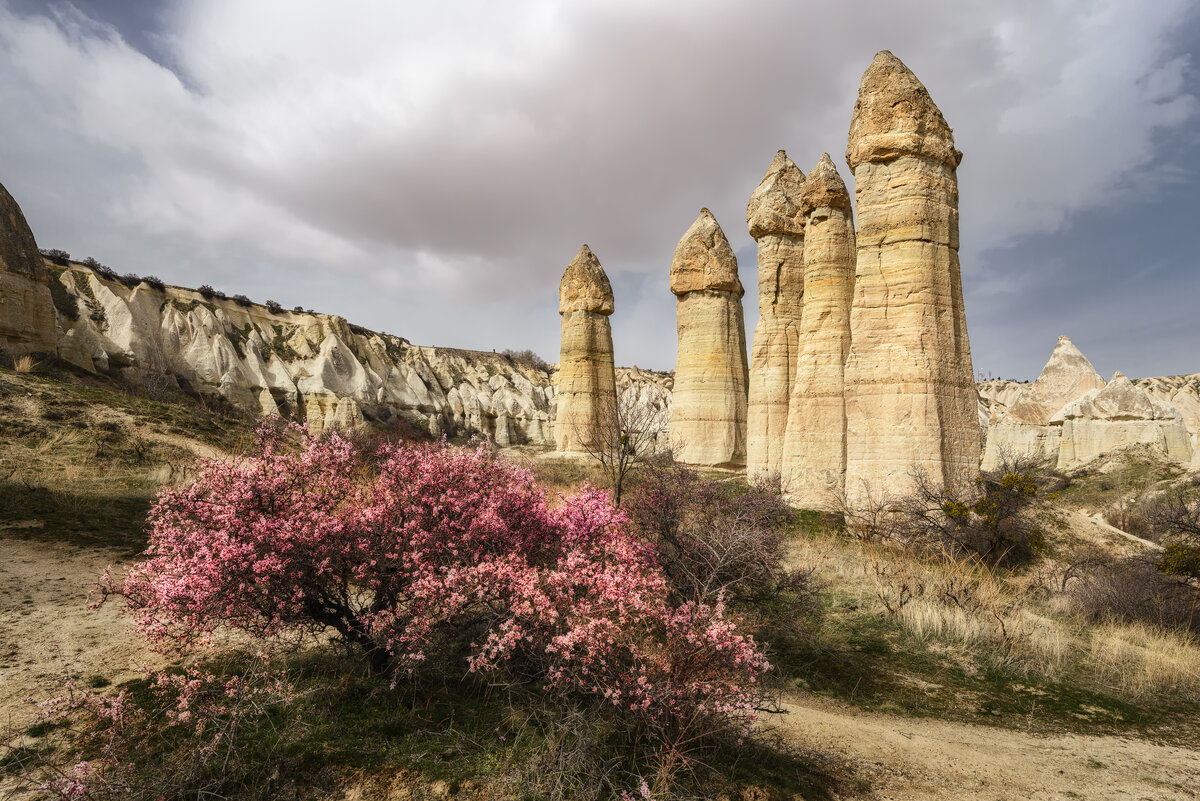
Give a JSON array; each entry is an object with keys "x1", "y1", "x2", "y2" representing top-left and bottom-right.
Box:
[
  {"x1": 669, "y1": 209, "x2": 749, "y2": 468},
  {"x1": 781, "y1": 154, "x2": 856, "y2": 509},
  {"x1": 555, "y1": 244, "x2": 618, "y2": 453},
  {"x1": 745, "y1": 150, "x2": 806, "y2": 479},
  {"x1": 842, "y1": 51, "x2": 979, "y2": 507}
]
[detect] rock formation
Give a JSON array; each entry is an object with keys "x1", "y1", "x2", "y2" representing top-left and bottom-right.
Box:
[
  {"x1": 44, "y1": 262, "x2": 557, "y2": 439},
  {"x1": 0, "y1": 182, "x2": 57, "y2": 354},
  {"x1": 669, "y1": 209, "x2": 749, "y2": 468},
  {"x1": 1058, "y1": 372, "x2": 1193, "y2": 469},
  {"x1": 1138, "y1": 374, "x2": 1200, "y2": 467},
  {"x1": 842, "y1": 51, "x2": 979, "y2": 505},
  {"x1": 981, "y1": 336, "x2": 1106, "y2": 470},
  {"x1": 745, "y1": 150, "x2": 806, "y2": 478},
  {"x1": 554, "y1": 245, "x2": 617, "y2": 453},
  {"x1": 781, "y1": 153, "x2": 856, "y2": 509}
]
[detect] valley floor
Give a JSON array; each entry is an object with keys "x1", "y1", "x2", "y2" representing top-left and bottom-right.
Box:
[
  {"x1": 5, "y1": 530, "x2": 1199, "y2": 800},
  {"x1": 772, "y1": 693, "x2": 1200, "y2": 800}
]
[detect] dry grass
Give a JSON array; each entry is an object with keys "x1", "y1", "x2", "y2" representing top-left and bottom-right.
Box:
[
  {"x1": 12, "y1": 354, "x2": 37, "y2": 373},
  {"x1": 1088, "y1": 621, "x2": 1200, "y2": 697},
  {"x1": 788, "y1": 528, "x2": 1200, "y2": 701}
]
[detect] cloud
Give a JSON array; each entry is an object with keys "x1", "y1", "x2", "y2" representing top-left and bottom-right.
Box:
[{"x1": 0, "y1": 0, "x2": 1195, "y2": 375}]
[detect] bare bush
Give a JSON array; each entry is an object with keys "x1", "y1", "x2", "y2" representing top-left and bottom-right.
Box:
[
  {"x1": 842, "y1": 458, "x2": 1049, "y2": 566},
  {"x1": 1067, "y1": 552, "x2": 1199, "y2": 635},
  {"x1": 40, "y1": 247, "x2": 70, "y2": 264},
  {"x1": 574, "y1": 391, "x2": 668, "y2": 505},
  {"x1": 501, "y1": 348, "x2": 551, "y2": 372},
  {"x1": 624, "y1": 461, "x2": 820, "y2": 643}
]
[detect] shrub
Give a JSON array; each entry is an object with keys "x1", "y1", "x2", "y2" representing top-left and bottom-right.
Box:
[
  {"x1": 79, "y1": 257, "x2": 117, "y2": 282},
  {"x1": 501, "y1": 348, "x2": 551, "y2": 372},
  {"x1": 48, "y1": 277, "x2": 79, "y2": 321},
  {"x1": 265, "y1": 299, "x2": 283, "y2": 314},
  {"x1": 1067, "y1": 553, "x2": 1199, "y2": 634},
  {"x1": 231, "y1": 294, "x2": 253, "y2": 307},
  {"x1": 623, "y1": 460, "x2": 819, "y2": 643},
  {"x1": 39, "y1": 248, "x2": 70, "y2": 265},
  {"x1": 118, "y1": 272, "x2": 141, "y2": 288},
  {"x1": 1147, "y1": 478, "x2": 1200, "y2": 580},
  {"x1": 292, "y1": 305, "x2": 304, "y2": 314},
  {"x1": 140, "y1": 275, "x2": 166, "y2": 291},
  {"x1": 103, "y1": 429, "x2": 770, "y2": 777},
  {"x1": 197, "y1": 284, "x2": 221, "y2": 300},
  {"x1": 858, "y1": 462, "x2": 1048, "y2": 566}
]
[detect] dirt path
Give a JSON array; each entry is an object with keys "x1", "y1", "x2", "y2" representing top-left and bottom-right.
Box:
[
  {"x1": 0, "y1": 532, "x2": 160, "y2": 727},
  {"x1": 769, "y1": 694, "x2": 1200, "y2": 800},
  {"x1": 5, "y1": 532, "x2": 1200, "y2": 799}
]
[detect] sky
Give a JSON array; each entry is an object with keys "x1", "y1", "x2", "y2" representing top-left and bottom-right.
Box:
[{"x1": 0, "y1": 0, "x2": 1197, "y2": 381}]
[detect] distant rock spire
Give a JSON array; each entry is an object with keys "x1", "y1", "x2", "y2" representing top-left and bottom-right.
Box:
[
  {"x1": 669, "y1": 210, "x2": 748, "y2": 468},
  {"x1": 555, "y1": 244, "x2": 617, "y2": 453},
  {"x1": 745, "y1": 149, "x2": 806, "y2": 478},
  {"x1": 781, "y1": 153, "x2": 856, "y2": 510}
]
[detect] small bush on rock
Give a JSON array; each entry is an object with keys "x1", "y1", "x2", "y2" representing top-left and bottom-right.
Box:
[{"x1": 40, "y1": 248, "x2": 70, "y2": 265}]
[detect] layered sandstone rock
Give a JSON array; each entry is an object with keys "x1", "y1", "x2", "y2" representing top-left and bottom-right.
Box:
[
  {"x1": 781, "y1": 154, "x2": 856, "y2": 509},
  {"x1": 554, "y1": 245, "x2": 617, "y2": 453},
  {"x1": 617, "y1": 366, "x2": 673, "y2": 454},
  {"x1": 669, "y1": 209, "x2": 749, "y2": 467},
  {"x1": 843, "y1": 51, "x2": 979, "y2": 505},
  {"x1": 49, "y1": 263, "x2": 557, "y2": 439},
  {"x1": 1058, "y1": 372, "x2": 1193, "y2": 469},
  {"x1": 0, "y1": 182, "x2": 57, "y2": 354},
  {"x1": 1137, "y1": 374, "x2": 1200, "y2": 467},
  {"x1": 745, "y1": 150, "x2": 806, "y2": 478},
  {"x1": 981, "y1": 336, "x2": 1106, "y2": 469}
]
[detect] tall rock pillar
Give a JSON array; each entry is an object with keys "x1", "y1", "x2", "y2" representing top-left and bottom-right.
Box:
[
  {"x1": 781, "y1": 154, "x2": 856, "y2": 509},
  {"x1": 746, "y1": 150, "x2": 806, "y2": 479},
  {"x1": 554, "y1": 244, "x2": 617, "y2": 453},
  {"x1": 842, "y1": 51, "x2": 979, "y2": 507},
  {"x1": 669, "y1": 209, "x2": 749, "y2": 468}
]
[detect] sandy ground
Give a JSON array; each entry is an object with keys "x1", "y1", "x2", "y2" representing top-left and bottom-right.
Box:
[
  {"x1": 4, "y1": 530, "x2": 1200, "y2": 800},
  {"x1": 0, "y1": 532, "x2": 159, "y2": 728},
  {"x1": 770, "y1": 694, "x2": 1200, "y2": 800}
]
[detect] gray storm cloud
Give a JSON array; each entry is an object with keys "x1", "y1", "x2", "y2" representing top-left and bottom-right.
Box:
[{"x1": 0, "y1": 0, "x2": 1196, "y2": 376}]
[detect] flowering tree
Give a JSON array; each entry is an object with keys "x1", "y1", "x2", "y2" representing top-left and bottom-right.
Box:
[{"x1": 104, "y1": 428, "x2": 770, "y2": 753}]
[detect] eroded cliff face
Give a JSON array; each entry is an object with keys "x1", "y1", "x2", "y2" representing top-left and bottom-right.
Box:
[
  {"x1": 0, "y1": 182, "x2": 57, "y2": 354},
  {"x1": 48, "y1": 263, "x2": 557, "y2": 442}
]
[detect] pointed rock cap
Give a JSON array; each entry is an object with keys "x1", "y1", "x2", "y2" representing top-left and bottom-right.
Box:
[
  {"x1": 746, "y1": 150, "x2": 806, "y2": 239},
  {"x1": 846, "y1": 50, "x2": 962, "y2": 171},
  {"x1": 0, "y1": 181, "x2": 47, "y2": 281},
  {"x1": 559, "y1": 244, "x2": 614, "y2": 315},
  {"x1": 670, "y1": 208, "x2": 743, "y2": 297},
  {"x1": 799, "y1": 153, "x2": 852, "y2": 216},
  {"x1": 1005, "y1": 335, "x2": 1106, "y2": 425}
]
